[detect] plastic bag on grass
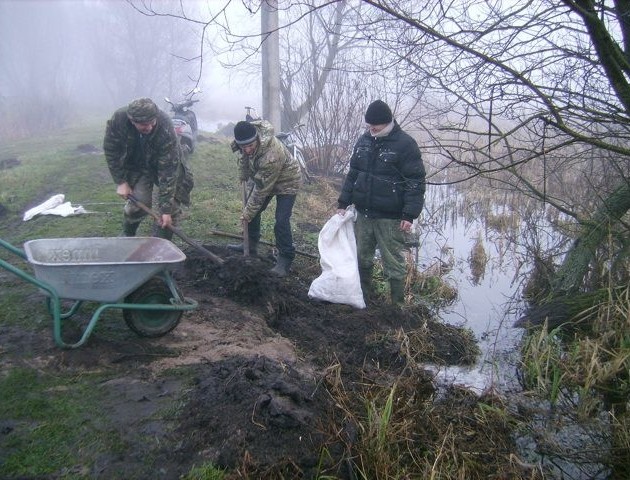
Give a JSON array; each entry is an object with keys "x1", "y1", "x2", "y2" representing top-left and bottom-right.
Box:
[
  {"x1": 22, "y1": 194, "x2": 90, "y2": 221},
  {"x1": 23, "y1": 194, "x2": 65, "y2": 221},
  {"x1": 308, "y1": 206, "x2": 365, "y2": 309}
]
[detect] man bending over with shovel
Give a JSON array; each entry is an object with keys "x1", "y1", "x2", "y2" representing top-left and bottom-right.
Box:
[
  {"x1": 229, "y1": 120, "x2": 302, "y2": 277},
  {"x1": 103, "y1": 97, "x2": 194, "y2": 239}
]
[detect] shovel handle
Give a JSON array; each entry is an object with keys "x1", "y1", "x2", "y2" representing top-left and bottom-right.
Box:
[
  {"x1": 127, "y1": 194, "x2": 225, "y2": 266},
  {"x1": 241, "y1": 181, "x2": 249, "y2": 256}
]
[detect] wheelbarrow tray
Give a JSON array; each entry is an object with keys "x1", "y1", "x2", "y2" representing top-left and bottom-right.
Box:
[{"x1": 23, "y1": 237, "x2": 185, "y2": 303}]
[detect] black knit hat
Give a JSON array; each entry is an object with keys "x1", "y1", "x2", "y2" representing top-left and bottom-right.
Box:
[
  {"x1": 364, "y1": 100, "x2": 393, "y2": 125},
  {"x1": 234, "y1": 121, "x2": 258, "y2": 145}
]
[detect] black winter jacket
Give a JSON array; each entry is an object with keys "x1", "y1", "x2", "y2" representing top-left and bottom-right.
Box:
[{"x1": 338, "y1": 122, "x2": 425, "y2": 222}]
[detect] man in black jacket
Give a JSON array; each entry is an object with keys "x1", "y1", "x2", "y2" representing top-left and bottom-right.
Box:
[{"x1": 337, "y1": 100, "x2": 426, "y2": 306}]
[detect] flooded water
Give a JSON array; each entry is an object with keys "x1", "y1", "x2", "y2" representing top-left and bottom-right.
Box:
[
  {"x1": 416, "y1": 187, "x2": 525, "y2": 393},
  {"x1": 416, "y1": 186, "x2": 611, "y2": 479}
]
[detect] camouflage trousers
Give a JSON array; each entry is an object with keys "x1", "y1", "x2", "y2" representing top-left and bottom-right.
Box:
[
  {"x1": 355, "y1": 215, "x2": 407, "y2": 281},
  {"x1": 123, "y1": 172, "x2": 183, "y2": 235}
]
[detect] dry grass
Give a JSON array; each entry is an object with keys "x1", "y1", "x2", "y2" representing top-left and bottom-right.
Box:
[
  {"x1": 321, "y1": 354, "x2": 542, "y2": 479},
  {"x1": 519, "y1": 284, "x2": 630, "y2": 475}
]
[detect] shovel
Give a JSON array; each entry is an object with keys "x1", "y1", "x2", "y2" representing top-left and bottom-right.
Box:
[
  {"x1": 127, "y1": 194, "x2": 225, "y2": 266},
  {"x1": 241, "y1": 181, "x2": 250, "y2": 256}
]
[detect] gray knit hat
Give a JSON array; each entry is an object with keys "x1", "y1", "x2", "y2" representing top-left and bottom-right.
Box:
[{"x1": 127, "y1": 98, "x2": 158, "y2": 123}]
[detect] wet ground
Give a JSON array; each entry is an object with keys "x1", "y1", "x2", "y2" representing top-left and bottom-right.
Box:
[{"x1": 0, "y1": 244, "x2": 528, "y2": 479}]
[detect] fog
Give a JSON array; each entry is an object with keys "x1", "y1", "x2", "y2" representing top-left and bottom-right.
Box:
[{"x1": 0, "y1": 0, "x2": 262, "y2": 138}]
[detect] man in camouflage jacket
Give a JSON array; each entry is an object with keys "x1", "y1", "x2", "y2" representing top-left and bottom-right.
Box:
[
  {"x1": 229, "y1": 120, "x2": 302, "y2": 276},
  {"x1": 103, "y1": 97, "x2": 193, "y2": 239}
]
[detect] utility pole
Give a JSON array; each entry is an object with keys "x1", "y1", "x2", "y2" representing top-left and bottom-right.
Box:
[{"x1": 261, "y1": 0, "x2": 281, "y2": 131}]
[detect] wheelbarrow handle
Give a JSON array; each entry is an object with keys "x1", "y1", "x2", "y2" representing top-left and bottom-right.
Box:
[{"x1": 127, "y1": 194, "x2": 225, "y2": 266}]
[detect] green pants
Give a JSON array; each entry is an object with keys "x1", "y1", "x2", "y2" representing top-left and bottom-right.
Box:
[
  {"x1": 355, "y1": 215, "x2": 407, "y2": 281},
  {"x1": 123, "y1": 173, "x2": 182, "y2": 240},
  {"x1": 123, "y1": 172, "x2": 183, "y2": 233}
]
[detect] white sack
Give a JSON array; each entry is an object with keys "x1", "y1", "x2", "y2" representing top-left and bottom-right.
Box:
[
  {"x1": 22, "y1": 194, "x2": 65, "y2": 221},
  {"x1": 39, "y1": 202, "x2": 88, "y2": 217},
  {"x1": 22, "y1": 194, "x2": 90, "y2": 221},
  {"x1": 308, "y1": 207, "x2": 366, "y2": 309}
]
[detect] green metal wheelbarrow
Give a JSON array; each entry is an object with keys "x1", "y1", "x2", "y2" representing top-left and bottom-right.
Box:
[{"x1": 0, "y1": 236, "x2": 198, "y2": 348}]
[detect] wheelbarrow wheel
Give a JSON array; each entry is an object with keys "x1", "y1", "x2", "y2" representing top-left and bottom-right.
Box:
[{"x1": 123, "y1": 277, "x2": 183, "y2": 338}]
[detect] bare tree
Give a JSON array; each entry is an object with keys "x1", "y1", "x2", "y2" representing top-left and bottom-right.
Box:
[
  {"x1": 275, "y1": 2, "x2": 430, "y2": 175},
  {"x1": 341, "y1": 0, "x2": 630, "y2": 295},
  {"x1": 277, "y1": 2, "x2": 350, "y2": 129},
  {"x1": 91, "y1": 1, "x2": 201, "y2": 105},
  {"x1": 275, "y1": 2, "x2": 367, "y2": 175},
  {"x1": 122, "y1": 0, "x2": 629, "y2": 294}
]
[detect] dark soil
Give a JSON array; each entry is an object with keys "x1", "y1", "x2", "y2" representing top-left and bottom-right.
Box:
[
  {"x1": 157, "y1": 245, "x2": 509, "y2": 479},
  {"x1": 0, "y1": 243, "x2": 521, "y2": 479}
]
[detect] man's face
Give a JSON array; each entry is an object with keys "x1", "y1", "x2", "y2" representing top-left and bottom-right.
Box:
[
  {"x1": 131, "y1": 118, "x2": 157, "y2": 135},
  {"x1": 367, "y1": 123, "x2": 388, "y2": 136},
  {"x1": 239, "y1": 139, "x2": 258, "y2": 156}
]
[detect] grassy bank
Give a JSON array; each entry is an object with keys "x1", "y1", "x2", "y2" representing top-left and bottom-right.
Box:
[{"x1": 0, "y1": 124, "x2": 331, "y2": 246}]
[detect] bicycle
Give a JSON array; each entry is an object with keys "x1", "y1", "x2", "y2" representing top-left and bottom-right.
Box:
[
  {"x1": 244, "y1": 106, "x2": 261, "y2": 122},
  {"x1": 276, "y1": 123, "x2": 312, "y2": 183}
]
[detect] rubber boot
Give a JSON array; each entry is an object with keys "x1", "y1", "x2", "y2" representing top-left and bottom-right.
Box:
[
  {"x1": 122, "y1": 220, "x2": 140, "y2": 237},
  {"x1": 359, "y1": 266, "x2": 373, "y2": 303},
  {"x1": 227, "y1": 241, "x2": 258, "y2": 256},
  {"x1": 270, "y1": 256, "x2": 292, "y2": 277},
  {"x1": 389, "y1": 279, "x2": 406, "y2": 306}
]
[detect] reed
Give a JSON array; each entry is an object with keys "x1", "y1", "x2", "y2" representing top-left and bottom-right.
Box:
[{"x1": 518, "y1": 284, "x2": 630, "y2": 476}]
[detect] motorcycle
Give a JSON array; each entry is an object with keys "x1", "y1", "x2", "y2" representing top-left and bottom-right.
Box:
[{"x1": 164, "y1": 88, "x2": 201, "y2": 154}]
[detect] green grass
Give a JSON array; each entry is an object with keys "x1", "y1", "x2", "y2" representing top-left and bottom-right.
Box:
[
  {"x1": 181, "y1": 463, "x2": 226, "y2": 480},
  {"x1": 0, "y1": 121, "x2": 327, "y2": 248},
  {"x1": 0, "y1": 368, "x2": 126, "y2": 478},
  {"x1": 0, "y1": 289, "x2": 45, "y2": 328}
]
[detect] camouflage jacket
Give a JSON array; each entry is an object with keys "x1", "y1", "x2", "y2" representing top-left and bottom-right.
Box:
[
  {"x1": 103, "y1": 107, "x2": 192, "y2": 214},
  {"x1": 232, "y1": 120, "x2": 302, "y2": 221}
]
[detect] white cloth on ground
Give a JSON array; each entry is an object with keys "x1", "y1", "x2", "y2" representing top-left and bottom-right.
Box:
[{"x1": 22, "y1": 194, "x2": 89, "y2": 221}]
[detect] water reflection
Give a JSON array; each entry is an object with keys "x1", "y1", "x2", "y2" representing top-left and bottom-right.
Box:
[
  {"x1": 416, "y1": 187, "x2": 526, "y2": 392},
  {"x1": 416, "y1": 187, "x2": 610, "y2": 479},
  {"x1": 467, "y1": 233, "x2": 488, "y2": 285}
]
